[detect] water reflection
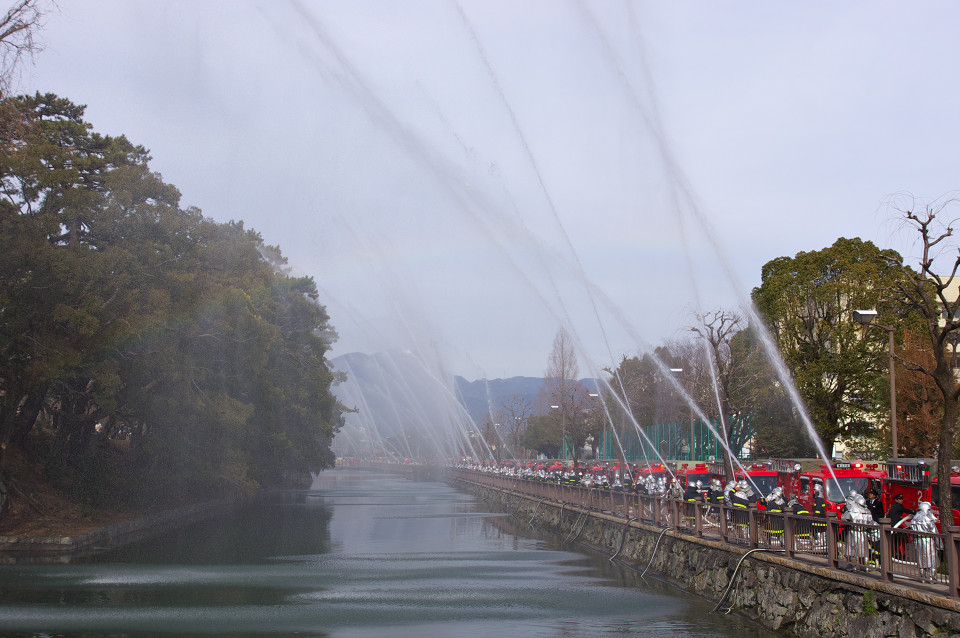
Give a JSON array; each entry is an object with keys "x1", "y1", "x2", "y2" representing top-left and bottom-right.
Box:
[{"x1": 0, "y1": 469, "x2": 778, "y2": 637}]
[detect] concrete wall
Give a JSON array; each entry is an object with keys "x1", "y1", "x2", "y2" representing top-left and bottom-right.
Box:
[{"x1": 455, "y1": 477, "x2": 960, "y2": 638}]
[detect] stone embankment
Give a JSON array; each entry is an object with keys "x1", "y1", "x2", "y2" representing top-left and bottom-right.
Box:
[
  {"x1": 0, "y1": 497, "x2": 242, "y2": 563},
  {"x1": 454, "y1": 476, "x2": 960, "y2": 638}
]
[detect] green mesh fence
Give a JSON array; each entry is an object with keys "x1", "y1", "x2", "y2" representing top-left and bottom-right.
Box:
[{"x1": 594, "y1": 415, "x2": 753, "y2": 462}]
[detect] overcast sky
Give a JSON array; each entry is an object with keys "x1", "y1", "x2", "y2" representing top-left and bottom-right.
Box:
[{"x1": 21, "y1": 1, "x2": 960, "y2": 381}]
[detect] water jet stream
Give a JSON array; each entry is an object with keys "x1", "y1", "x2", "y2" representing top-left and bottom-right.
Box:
[{"x1": 283, "y1": 3, "x2": 839, "y2": 479}]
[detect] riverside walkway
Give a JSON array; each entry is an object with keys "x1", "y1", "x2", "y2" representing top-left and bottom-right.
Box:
[{"x1": 453, "y1": 467, "x2": 960, "y2": 601}]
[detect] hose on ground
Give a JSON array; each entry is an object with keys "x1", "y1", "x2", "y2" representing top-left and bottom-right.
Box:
[
  {"x1": 564, "y1": 510, "x2": 586, "y2": 542},
  {"x1": 639, "y1": 526, "x2": 673, "y2": 578},
  {"x1": 609, "y1": 517, "x2": 636, "y2": 561},
  {"x1": 711, "y1": 547, "x2": 785, "y2": 614},
  {"x1": 569, "y1": 510, "x2": 589, "y2": 542},
  {"x1": 528, "y1": 499, "x2": 545, "y2": 525},
  {"x1": 511, "y1": 495, "x2": 524, "y2": 516}
]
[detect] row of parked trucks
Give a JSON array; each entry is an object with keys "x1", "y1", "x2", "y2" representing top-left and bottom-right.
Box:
[{"x1": 570, "y1": 457, "x2": 960, "y2": 529}]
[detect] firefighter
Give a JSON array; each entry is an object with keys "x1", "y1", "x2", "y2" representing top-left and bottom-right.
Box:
[
  {"x1": 886, "y1": 493, "x2": 916, "y2": 561},
  {"x1": 910, "y1": 501, "x2": 940, "y2": 583},
  {"x1": 723, "y1": 479, "x2": 738, "y2": 506},
  {"x1": 887, "y1": 493, "x2": 914, "y2": 527},
  {"x1": 788, "y1": 496, "x2": 811, "y2": 545},
  {"x1": 811, "y1": 483, "x2": 827, "y2": 549},
  {"x1": 841, "y1": 493, "x2": 873, "y2": 570},
  {"x1": 703, "y1": 478, "x2": 724, "y2": 527},
  {"x1": 763, "y1": 487, "x2": 786, "y2": 544},
  {"x1": 730, "y1": 480, "x2": 753, "y2": 541},
  {"x1": 683, "y1": 480, "x2": 701, "y2": 525}
]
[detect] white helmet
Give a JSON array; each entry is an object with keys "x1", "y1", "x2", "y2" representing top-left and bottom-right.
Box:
[{"x1": 919, "y1": 501, "x2": 932, "y2": 512}]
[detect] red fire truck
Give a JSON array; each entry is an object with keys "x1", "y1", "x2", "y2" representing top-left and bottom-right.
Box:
[
  {"x1": 675, "y1": 462, "x2": 725, "y2": 490},
  {"x1": 882, "y1": 458, "x2": 960, "y2": 528},
  {"x1": 582, "y1": 463, "x2": 610, "y2": 487},
  {"x1": 777, "y1": 460, "x2": 886, "y2": 516},
  {"x1": 734, "y1": 462, "x2": 781, "y2": 498},
  {"x1": 630, "y1": 462, "x2": 669, "y2": 481}
]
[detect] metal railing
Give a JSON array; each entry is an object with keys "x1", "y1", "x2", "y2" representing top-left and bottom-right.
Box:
[{"x1": 454, "y1": 469, "x2": 960, "y2": 599}]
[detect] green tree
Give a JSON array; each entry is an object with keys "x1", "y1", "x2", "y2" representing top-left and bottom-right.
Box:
[
  {"x1": 521, "y1": 413, "x2": 559, "y2": 459},
  {"x1": 0, "y1": 93, "x2": 169, "y2": 490},
  {"x1": 728, "y1": 326, "x2": 817, "y2": 459},
  {"x1": 603, "y1": 345, "x2": 692, "y2": 465},
  {"x1": 605, "y1": 347, "x2": 686, "y2": 430},
  {"x1": 751, "y1": 237, "x2": 908, "y2": 454},
  {"x1": 0, "y1": 93, "x2": 344, "y2": 513}
]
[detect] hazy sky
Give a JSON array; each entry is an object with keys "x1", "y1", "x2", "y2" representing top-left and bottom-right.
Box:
[{"x1": 21, "y1": 1, "x2": 960, "y2": 380}]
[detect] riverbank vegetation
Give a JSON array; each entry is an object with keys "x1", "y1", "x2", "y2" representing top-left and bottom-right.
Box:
[
  {"x1": 0, "y1": 93, "x2": 345, "y2": 522},
  {"x1": 526, "y1": 228, "x2": 960, "y2": 508}
]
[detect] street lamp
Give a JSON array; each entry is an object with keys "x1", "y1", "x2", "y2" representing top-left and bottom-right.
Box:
[
  {"x1": 588, "y1": 392, "x2": 601, "y2": 458},
  {"x1": 514, "y1": 416, "x2": 521, "y2": 457},
  {"x1": 550, "y1": 404, "x2": 563, "y2": 460},
  {"x1": 853, "y1": 309, "x2": 898, "y2": 459},
  {"x1": 670, "y1": 368, "x2": 693, "y2": 461}
]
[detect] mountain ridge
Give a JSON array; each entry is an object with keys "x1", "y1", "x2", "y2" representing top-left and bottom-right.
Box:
[{"x1": 331, "y1": 351, "x2": 597, "y2": 431}]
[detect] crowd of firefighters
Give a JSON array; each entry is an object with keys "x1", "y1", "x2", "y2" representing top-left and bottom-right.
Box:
[{"x1": 457, "y1": 456, "x2": 955, "y2": 584}]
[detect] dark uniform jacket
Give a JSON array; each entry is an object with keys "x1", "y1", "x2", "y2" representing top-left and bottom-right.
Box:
[
  {"x1": 886, "y1": 502, "x2": 914, "y2": 526},
  {"x1": 866, "y1": 497, "x2": 885, "y2": 523}
]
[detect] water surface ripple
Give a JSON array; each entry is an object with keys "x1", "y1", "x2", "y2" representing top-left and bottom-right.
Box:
[{"x1": 0, "y1": 469, "x2": 778, "y2": 637}]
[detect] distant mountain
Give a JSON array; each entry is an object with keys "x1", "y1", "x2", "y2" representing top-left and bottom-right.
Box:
[
  {"x1": 452, "y1": 376, "x2": 601, "y2": 424},
  {"x1": 330, "y1": 351, "x2": 597, "y2": 434},
  {"x1": 452, "y1": 376, "x2": 547, "y2": 424}
]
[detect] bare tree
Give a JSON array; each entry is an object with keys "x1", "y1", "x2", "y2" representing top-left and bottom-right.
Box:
[
  {"x1": 501, "y1": 393, "x2": 532, "y2": 459},
  {"x1": 887, "y1": 195, "x2": 960, "y2": 517},
  {"x1": 545, "y1": 327, "x2": 579, "y2": 396},
  {"x1": 691, "y1": 309, "x2": 747, "y2": 480},
  {"x1": 544, "y1": 327, "x2": 590, "y2": 466},
  {"x1": 0, "y1": 1, "x2": 49, "y2": 97},
  {"x1": 480, "y1": 415, "x2": 503, "y2": 465}
]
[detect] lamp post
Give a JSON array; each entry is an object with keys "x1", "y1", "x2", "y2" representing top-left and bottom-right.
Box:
[
  {"x1": 514, "y1": 416, "x2": 522, "y2": 458},
  {"x1": 550, "y1": 404, "x2": 563, "y2": 460},
  {"x1": 670, "y1": 368, "x2": 693, "y2": 460},
  {"x1": 588, "y1": 392, "x2": 601, "y2": 458},
  {"x1": 853, "y1": 309, "x2": 898, "y2": 459}
]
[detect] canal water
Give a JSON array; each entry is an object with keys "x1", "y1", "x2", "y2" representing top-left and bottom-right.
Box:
[{"x1": 0, "y1": 469, "x2": 778, "y2": 637}]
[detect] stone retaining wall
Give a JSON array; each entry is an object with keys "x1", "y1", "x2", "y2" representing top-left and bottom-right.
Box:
[
  {"x1": 0, "y1": 497, "x2": 243, "y2": 562},
  {"x1": 456, "y1": 477, "x2": 960, "y2": 638}
]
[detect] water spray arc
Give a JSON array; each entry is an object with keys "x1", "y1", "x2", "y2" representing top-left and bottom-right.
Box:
[
  {"x1": 286, "y1": 1, "x2": 836, "y2": 478},
  {"x1": 573, "y1": 1, "x2": 840, "y2": 478}
]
